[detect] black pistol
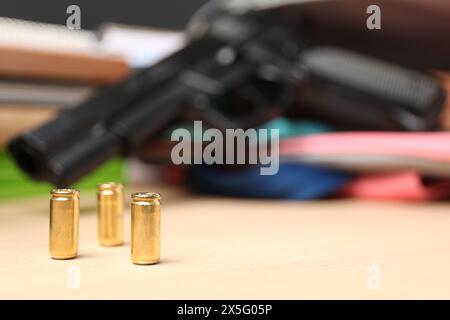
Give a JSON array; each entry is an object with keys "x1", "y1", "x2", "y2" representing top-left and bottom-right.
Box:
[{"x1": 7, "y1": 6, "x2": 445, "y2": 186}]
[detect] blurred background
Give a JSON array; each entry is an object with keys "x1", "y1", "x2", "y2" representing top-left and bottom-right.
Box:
[
  {"x1": 0, "y1": 0, "x2": 209, "y2": 199},
  {"x1": 1, "y1": 0, "x2": 450, "y2": 202},
  {"x1": 0, "y1": 0, "x2": 208, "y2": 30}
]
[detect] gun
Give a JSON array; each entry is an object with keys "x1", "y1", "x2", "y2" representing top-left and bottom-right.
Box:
[{"x1": 7, "y1": 5, "x2": 445, "y2": 186}]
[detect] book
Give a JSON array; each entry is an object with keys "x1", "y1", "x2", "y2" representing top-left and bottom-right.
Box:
[
  {"x1": 0, "y1": 80, "x2": 94, "y2": 105},
  {"x1": 0, "y1": 150, "x2": 126, "y2": 200},
  {"x1": 0, "y1": 17, "x2": 129, "y2": 84},
  {"x1": 98, "y1": 23, "x2": 185, "y2": 68}
]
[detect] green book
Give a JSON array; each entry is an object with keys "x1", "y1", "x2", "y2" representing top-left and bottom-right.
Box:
[{"x1": 0, "y1": 150, "x2": 126, "y2": 200}]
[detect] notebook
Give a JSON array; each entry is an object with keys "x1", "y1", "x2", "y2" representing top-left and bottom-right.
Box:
[
  {"x1": 0, "y1": 17, "x2": 129, "y2": 84},
  {"x1": 0, "y1": 80, "x2": 93, "y2": 105}
]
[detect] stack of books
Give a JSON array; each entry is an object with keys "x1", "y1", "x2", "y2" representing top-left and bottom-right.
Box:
[
  {"x1": 0, "y1": 17, "x2": 189, "y2": 199},
  {"x1": 0, "y1": 17, "x2": 131, "y2": 147},
  {"x1": 0, "y1": 17, "x2": 131, "y2": 199}
]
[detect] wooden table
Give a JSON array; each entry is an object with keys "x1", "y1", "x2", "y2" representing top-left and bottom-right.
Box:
[{"x1": 1, "y1": 185, "x2": 450, "y2": 299}]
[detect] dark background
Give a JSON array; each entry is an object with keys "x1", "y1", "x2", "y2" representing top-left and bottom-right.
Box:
[
  {"x1": 1, "y1": 0, "x2": 449, "y2": 69},
  {"x1": 0, "y1": 0, "x2": 209, "y2": 30}
]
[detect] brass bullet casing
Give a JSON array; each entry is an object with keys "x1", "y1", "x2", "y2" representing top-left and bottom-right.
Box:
[
  {"x1": 131, "y1": 192, "x2": 161, "y2": 265},
  {"x1": 49, "y1": 188, "x2": 79, "y2": 260},
  {"x1": 97, "y1": 182, "x2": 124, "y2": 246}
]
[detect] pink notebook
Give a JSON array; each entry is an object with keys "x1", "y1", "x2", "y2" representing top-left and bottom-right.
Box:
[{"x1": 280, "y1": 132, "x2": 450, "y2": 162}]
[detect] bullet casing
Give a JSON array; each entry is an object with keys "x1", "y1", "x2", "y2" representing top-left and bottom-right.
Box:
[
  {"x1": 131, "y1": 193, "x2": 161, "y2": 265},
  {"x1": 49, "y1": 189, "x2": 79, "y2": 260},
  {"x1": 97, "y1": 183, "x2": 124, "y2": 246}
]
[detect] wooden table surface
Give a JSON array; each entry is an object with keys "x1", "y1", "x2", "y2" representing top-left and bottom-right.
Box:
[{"x1": 1, "y1": 185, "x2": 450, "y2": 299}]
